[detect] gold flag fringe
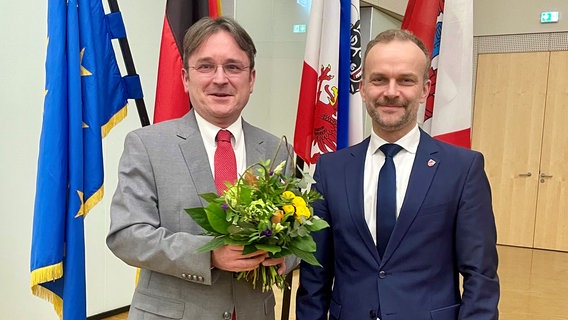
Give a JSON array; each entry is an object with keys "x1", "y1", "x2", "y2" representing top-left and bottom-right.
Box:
[
  {"x1": 78, "y1": 103, "x2": 127, "y2": 218},
  {"x1": 30, "y1": 262, "x2": 63, "y2": 286},
  {"x1": 84, "y1": 186, "x2": 104, "y2": 218},
  {"x1": 102, "y1": 104, "x2": 127, "y2": 138},
  {"x1": 31, "y1": 262, "x2": 64, "y2": 320},
  {"x1": 32, "y1": 285, "x2": 63, "y2": 319}
]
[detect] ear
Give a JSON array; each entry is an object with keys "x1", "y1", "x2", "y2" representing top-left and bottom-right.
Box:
[
  {"x1": 249, "y1": 68, "x2": 256, "y2": 94},
  {"x1": 359, "y1": 79, "x2": 367, "y2": 104},
  {"x1": 181, "y1": 68, "x2": 190, "y2": 93},
  {"x1": 419, "y1": 79, "x2": 431, "y2": 104}
]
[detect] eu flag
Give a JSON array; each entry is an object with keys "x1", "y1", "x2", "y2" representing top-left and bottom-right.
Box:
[{"x1": 30, "y1": 0, "x2": 130, "y2": 318}]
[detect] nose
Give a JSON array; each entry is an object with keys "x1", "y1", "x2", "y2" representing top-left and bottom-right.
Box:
[
  {"x1": 384, "y1": 80, "x2": 399, "y2": 97},
  {"x1": 212, "y1": 65, "x2": 229, "y2": 83}
]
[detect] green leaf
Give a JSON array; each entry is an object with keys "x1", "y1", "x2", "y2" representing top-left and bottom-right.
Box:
[
  {"x1": 291, "y1": 235, "x2": 317, "y2": 252},
  {"x1": 305, "y1": 217, "x2": 330, "y2": 232},
  {"x1": 223, "y1": 237, "x2": 248, "y2": 246},
  {"x1": 255, "y1": 244, "x2": 282, "y2": 255},
  {"x1": 289, "y1": 247, "x2": 322, "y2": 267},
  {"x1": 185, "y1": 208, "x2": 216, "y2": 233},
  {"x1": 196, "y1": 236, "x2": 227, "y2": 253},
  {"x1": 237, "y1": 221, "x2": 256, "y2": 230},
  {"x1": 296, "y1": 225, "x2": 310, "y2": 237},
  {"x1": 239, "y1": 186, "x2": 253, "y2": 204},
  {"x1": 200, "y1": 192, "x2": 222, "y2": 203},
  {"x1": 206, "y1": 205, "x2": 231, "y2": 235},
  {"x1": 243, "y1": 244, "x2": 258, "y2": 255},
  {"x1": 268, "y1": 246, "x2": 291, "y2": 259}
]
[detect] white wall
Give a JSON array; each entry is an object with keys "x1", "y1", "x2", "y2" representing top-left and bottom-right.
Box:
[{"x1": 237, "y1": 0, "x2": 310, "y2": 140}]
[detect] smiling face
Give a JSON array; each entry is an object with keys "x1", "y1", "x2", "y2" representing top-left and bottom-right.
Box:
[
  {"x1": 360, "y1": 39, "x2": 430, "y2": 142},
  {"x1": 181, "y1": 30, "x2": 256, "y2": 128}
]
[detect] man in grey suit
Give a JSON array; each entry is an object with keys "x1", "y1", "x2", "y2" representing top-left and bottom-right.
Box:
[{"x1": 107, "y1": 17, "x2": 295, "y2": 320}]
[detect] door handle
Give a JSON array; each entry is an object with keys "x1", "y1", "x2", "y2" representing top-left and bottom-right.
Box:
[
  {"x1": 518, "y1": 172, "x2": 532, "y2": 177},
  {"x1": 540, "y1": 172, "x2": 553, "y2": 183}
]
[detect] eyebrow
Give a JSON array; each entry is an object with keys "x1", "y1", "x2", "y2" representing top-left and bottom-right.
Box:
[
  {"x1": 194, "y1": 57, "x2": 245, "y2": 65},
  {"x1": 370, "y1": 70, "x2": 419, "y2": 78}
]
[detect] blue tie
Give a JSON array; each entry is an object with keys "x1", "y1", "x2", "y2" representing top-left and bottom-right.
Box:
[{"x1": 377, "y1": 143, "x2": 402, "y2": 258}]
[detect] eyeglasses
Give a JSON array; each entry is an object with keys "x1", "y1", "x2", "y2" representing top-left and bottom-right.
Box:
[{"x1": 189, "y1": 63, "x2": 250, "y2": 76}]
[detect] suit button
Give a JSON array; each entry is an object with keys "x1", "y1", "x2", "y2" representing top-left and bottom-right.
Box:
[
  {"x1": 222, "y1": 311, "x2": 231, "y2": 319},
  {"x1": 369, "y1": 310, "x2": 377, "y2": 318},
  {"x1": 181, "y1": 273, "x2": 187, "y2": 279},
  {"x1": 198, "y1": 276, "x2": 204, "y2": 282},
  {"x1": 379, "y1": 271, "x2": 386, "y2": 278}
]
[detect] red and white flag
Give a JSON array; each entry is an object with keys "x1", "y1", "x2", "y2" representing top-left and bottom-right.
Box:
[
  {"x1": 294, "y1": 0, "x2": 364, "y2": 165},
  {"x1": 153, "y1": 0, "x2": 221, "y2": 123},
  {"x1": 402, "y1": 0, "x2": 473, "y2": 148}
]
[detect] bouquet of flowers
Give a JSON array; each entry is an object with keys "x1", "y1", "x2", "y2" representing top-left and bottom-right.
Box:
[{"x1": 185, "y1": 148, "x2": 328, "y2": 292}]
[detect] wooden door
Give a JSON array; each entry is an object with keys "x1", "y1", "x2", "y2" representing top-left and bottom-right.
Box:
[
  {"x1": 533, "y1": 51, "x2": 568, "y2": 251},
  {"x1": 471, "y1": 52, "x2": 550, "y2": 248}
]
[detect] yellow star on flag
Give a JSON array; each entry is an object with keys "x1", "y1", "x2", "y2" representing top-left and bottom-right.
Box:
[
  {"x1": 80, "y1": 48, "x2": 92, "y2": 76},
  {"x1": 75, "y1": 190, "x2": 85, "y2": 218}
]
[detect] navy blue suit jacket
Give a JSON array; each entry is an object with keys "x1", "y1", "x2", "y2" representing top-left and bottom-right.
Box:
[{"x1": 296, "y1": 130, "x2": 499, "y2": 320}]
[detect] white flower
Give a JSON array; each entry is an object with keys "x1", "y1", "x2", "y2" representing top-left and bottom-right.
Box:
[{"x1": 272, "y1": 160, "x2": 286, "y2": 175}]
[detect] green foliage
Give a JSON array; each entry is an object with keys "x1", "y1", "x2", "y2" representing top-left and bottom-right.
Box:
[
  {"x1": 185, "y1": 208, "x2": 215, "y2": 234},
  {"x1": 185, "y1": 157, "x2": 328, "y2": 292}
]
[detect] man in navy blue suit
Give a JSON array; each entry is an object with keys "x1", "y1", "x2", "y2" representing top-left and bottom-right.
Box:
[{"x1": 296, "y1": 29, "x2": 499, "y2": 320}]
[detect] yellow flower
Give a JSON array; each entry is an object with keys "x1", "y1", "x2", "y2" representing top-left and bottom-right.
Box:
[
  {"x1": 292, "y1": 196, "x2": 306, "y2": 207},
  {"x1": 283, "y1": 204, "x2": 295, "y2": 214},
  {"x1": 282, "y1": 191, "x2": 296, "y2": 200},
  {"x1": 295, "y1": 205, "x2": 311, "y2": 223}
]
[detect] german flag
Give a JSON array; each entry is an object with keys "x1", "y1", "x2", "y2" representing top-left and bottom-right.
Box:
[{"x1": 153, "y1": 0, "x2": 221, "y2": 123}]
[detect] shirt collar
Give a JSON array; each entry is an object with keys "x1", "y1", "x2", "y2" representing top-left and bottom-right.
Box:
[
  {"x1": 194, "y1": 112, "x2": 243, "y2": 143},
  {"x1": 369, "y1": 124, "x2": 420, "y2": 155}
]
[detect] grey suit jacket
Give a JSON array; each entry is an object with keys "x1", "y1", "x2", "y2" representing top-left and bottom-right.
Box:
[{"x1": 107, "y1": 110, "x2": 297, "y2": 320}]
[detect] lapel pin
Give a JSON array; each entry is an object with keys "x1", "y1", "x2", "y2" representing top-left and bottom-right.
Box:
[{"x1": 427, "y1": 159, "x2": 436, "y2": 167}]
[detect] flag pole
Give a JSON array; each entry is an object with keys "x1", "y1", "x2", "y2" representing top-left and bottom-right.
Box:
[{"x1": 107, "y1": 0, "x2": 151, "y2": 127}]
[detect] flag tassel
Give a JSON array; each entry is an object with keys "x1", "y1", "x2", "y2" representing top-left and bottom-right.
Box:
[{"x1": 32, "y1": 285, "x2": 63, "y2": 319}]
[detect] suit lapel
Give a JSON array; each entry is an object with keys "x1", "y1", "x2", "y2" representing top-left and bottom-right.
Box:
[
  {"x1": 177, "y1": 111, "x2": 217, "y2": 204},
  {"x1": 345, "y1": 138, "x2": 381, "y2": 264},
  {"x1": 243, "y1": 121, "x2": 266, "y2": 167},
  {"x1": 382, "y1": 130, "x2": 440, "y2": 263},
  {"x1": 176, "y1": 116, "x2": 273, "y2": 203}
]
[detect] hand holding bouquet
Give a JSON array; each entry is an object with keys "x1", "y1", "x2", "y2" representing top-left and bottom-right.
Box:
[{"x1": 186, "y1": 156, "x2": 328, "y2": 292}]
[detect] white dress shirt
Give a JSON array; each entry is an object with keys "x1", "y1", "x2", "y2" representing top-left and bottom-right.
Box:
[
  {"x1": 194, "y1": 112, "x2": 247, "y2": 177},
  {"x1": 364, "y1": 124, "x2": 420, "y2": 245}
]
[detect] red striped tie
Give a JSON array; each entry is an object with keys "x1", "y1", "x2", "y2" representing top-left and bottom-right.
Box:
[{"x1": 214, "y1": 129, "x2": 237, "y2": 194}]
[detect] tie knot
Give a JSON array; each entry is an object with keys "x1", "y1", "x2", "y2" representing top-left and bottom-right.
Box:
[
  {"x1": 216, "y1": 129, "x2": 232, "y2": 143},
  {"x1": 380, "y1": 144, "x2": 402, "y2": 158}
]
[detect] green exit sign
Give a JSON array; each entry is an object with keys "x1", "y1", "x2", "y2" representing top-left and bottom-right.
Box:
[{"x1": 541, "y1": 11, "x2": 559, "y2": 23}]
